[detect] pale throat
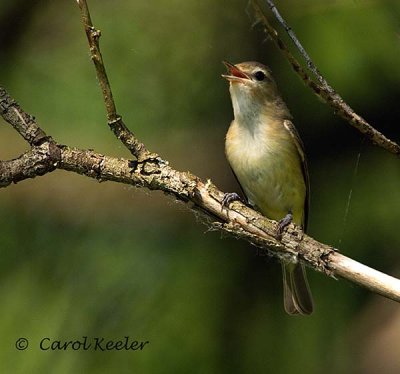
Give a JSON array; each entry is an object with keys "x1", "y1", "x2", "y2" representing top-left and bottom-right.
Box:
[
  {"x1": 229, "y1": 83, "x2": 285, "y2": 131},
  {"x1": 230, "y1": 85, "x2": 263, "y2": 125}
]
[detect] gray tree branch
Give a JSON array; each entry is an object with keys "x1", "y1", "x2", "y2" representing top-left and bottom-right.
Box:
[{"x1": 1, "y1": 84, "x2": 400, "y2": 303}]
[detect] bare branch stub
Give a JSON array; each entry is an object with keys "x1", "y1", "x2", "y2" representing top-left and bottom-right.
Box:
[
  {"x1": 0, "y1": 88, "x2": 61, "y2": 185},
  {"x1": 251, "y1": 0, "x2": 400, "y2": 156},
  {"x1": 76, "y1": 0, "x2": 154, "y2": 162},
  {"x1": 0, "y1": 87, "x2": 49, "y2": 146},
  {"x1": 0, "y1": 143, "x2": 60, "y2": 187}
]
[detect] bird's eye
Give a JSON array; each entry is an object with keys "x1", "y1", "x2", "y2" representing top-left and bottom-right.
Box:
[{"x1": 254, "y1": 71, "x2": 265, "y2": 81}]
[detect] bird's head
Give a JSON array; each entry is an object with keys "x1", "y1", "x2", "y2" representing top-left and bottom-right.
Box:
[{"x1": 222, "y1": 61, "x2": 286, "y2": 122}]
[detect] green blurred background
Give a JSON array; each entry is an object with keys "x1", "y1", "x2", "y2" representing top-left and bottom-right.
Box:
[{"x1": 1, "y1": 0, "x2": 400, "y2": 373}]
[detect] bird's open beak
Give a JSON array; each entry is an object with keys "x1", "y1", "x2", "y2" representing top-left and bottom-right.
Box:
[{"x1": 222, "y1": 61, "x2": 250, "y2": 82}]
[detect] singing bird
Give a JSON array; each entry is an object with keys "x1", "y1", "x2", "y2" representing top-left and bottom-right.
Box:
[{"x1": 222, "y1": 61, "x2": 314, "y2": 315}]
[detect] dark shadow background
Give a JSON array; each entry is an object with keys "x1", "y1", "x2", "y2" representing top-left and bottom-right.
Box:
[{"x1": 1, "y1": 1, "x2": 400, "y2": 373}]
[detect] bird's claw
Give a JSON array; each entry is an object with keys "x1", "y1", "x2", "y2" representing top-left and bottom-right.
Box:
[
  {"x1": 277, "y1": 211, "x2": 293, "y2": 239},
  {"x1": 221, "y1": 192, "x2": 242, "y2": 210}
]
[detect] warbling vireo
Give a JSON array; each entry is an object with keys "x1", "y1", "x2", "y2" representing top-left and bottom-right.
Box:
[{"x1": 222, "y1": 61, "x2": 314, "y2": 315}]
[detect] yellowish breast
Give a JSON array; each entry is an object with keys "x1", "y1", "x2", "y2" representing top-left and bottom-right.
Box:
[{"x1": 225, "y1": 117, "x2": 306, "y2": 225}]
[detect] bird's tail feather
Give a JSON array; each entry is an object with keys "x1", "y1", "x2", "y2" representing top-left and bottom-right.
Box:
[{"x1": 282, "y1": 262, "x2": 314, "y2": 315}]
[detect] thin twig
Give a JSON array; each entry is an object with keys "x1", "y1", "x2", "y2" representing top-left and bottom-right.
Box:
[
  {"x1": 251, "y1": 0, "x2": 400, "y2": 156},
  {"x1": 265, "y1": 0, "x2": 329, "y2": 89},
  {"x1": 1, "y1": 85, "x2": 400, "y2": 303},
  {"x1": 76, "y1": 0, "x2": 155, "y2": 161}
]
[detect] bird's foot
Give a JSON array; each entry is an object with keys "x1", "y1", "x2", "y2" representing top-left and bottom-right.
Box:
[
  {"x1": 277, "y1": 211, "x2": 293, "y2": 239},
  {"x1": 221, "y1": 192, "x2": 242, "y2": 210}
]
